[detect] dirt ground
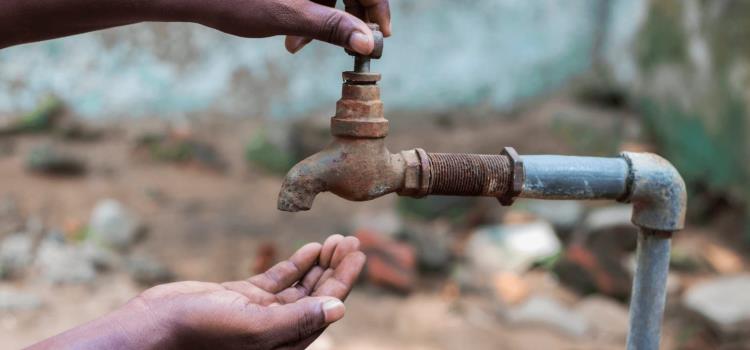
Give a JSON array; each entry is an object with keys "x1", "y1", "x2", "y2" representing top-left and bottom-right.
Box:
[{"x1": 0, "y1": 96, "x2": 699, "y2": 349}]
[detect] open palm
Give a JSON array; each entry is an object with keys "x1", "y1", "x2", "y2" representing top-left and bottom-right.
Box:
[{"x1": 135, "y1": 235, "x2": 365, "y2": 350}]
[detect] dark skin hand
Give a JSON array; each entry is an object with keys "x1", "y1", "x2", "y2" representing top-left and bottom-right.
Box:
[
  {"x1": 29, "y1": 235, "x2": 366, "y2": 350},
  {"x1": 0, "y1": 0, "x2": 391, "y2": 53},
  {"x1": 7, "y1": 2, "x2": 387, "y2": 348}
]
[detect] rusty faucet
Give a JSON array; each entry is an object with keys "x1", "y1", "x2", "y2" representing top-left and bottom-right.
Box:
[
  {"x1": 278, "y1": 24, "x2": 524, "y2": 211},
  {"x1": 277, "y1": 22, "x2": 687, "y2": 350},
  {"x1": 277, "y1": 24, "x2": 402, "y2": 211}
]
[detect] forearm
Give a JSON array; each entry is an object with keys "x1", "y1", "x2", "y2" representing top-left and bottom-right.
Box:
[
  {"x1": 0, "y1": 0, "x2": 200, "y2": 48},
  {"x1": 27, "y1": 298, "x2": 175, "y2": 350}
]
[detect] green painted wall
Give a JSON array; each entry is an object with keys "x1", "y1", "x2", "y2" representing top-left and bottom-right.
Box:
[{"x1": 607, "y1": 0, "x2": 750, "y2": 231}]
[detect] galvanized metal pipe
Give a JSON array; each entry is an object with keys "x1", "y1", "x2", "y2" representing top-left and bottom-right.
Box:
[
  {"x1": 627, "y1": 230, "x2": 672, "y2": 350},
  {"x1": 519, "y1": 155, "x2": 630, "y2": 200},
  {"x1": 514, "y1": 154, "x2": 681, "y2": 350}
]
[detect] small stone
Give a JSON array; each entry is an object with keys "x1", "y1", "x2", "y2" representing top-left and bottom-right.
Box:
[
  {"x1": 356, "y1": 230, "x2": 417, "y2": 293},
  {"x1": 583, "y1": 205, "x2": 633, "y2": 232},
  {"x1": 522, "y1": 200, "x2": 585, "y2": 232},
  {"x1": 554, "y1": 244, "x2": 632, "y2": 301},
  {"x1": 398, "y1": 221, "x2": 452, "y2": 272},
  {"x1": 492, "y1": 272, "x2": 529, "y2": 305},
  {"x1": 505, "y1": 296, "x2": 589, "y2": 337},
  {"x1": 576, "y1": 296, "x2": 629, "y2": 342},
  {"x1": 134, "y1": 130, "x2": 227, "y2": 172},
  {"x1": 126, "y1": 256, "x2": 175, "y2": 286},
  {"x1": 25, "y1": 144, "x2": 86, "y2": 177},
  {"x1": 466, "y1": 221, "x2": 561, "y2": 274},
  {"x1": 703, "y1": 243, "x2": 744, "y2": 274},
  {"x1": 81, "y1": 241, "x2": 120, "y2": 271},
  {"x1": 0, "y1": 290, "x2": 42, "y2": 312},
  {"x1": 35, "y1": 237, "x2": 96, "y2": 284},
  {"x1": 88, "y1": 199, "x2": 141, "y2": 250},
  {"x1": 683, "y1": 275, "x2": 750, "y2": 335},
  {"x1": 0, "y1": 234, "x2": 34, "y2": 279},
  {"x1": 583, "y1": 206, "x2": 638, "y2": 254}
]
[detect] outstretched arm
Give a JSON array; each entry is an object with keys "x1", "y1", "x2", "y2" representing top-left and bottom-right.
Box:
[
  {"x1": 0, "y1": 0, "x2": 391, "y2": 54},
  {"x1": 29, "y1": 234, "x2": 366, "y2": 350}
]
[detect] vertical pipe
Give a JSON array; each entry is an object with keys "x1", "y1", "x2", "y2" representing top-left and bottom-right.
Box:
[{"x1": 626, "y1": 229, "x2": 672, "y2": 350}]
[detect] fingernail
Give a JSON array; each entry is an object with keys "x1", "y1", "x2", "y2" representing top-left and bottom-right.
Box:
[
  {"x1": 349, "y1": 31, "x2": 372, "y2": 55},
  {"x1": 384, "y1": 23, "x2": 393, "y2": 36},
  {"x1": 322, "y1": 299, "x2": 345, "y2": 323},
  {"x1": 286, "y1": 37, "x2": 308, "y2": 54}
]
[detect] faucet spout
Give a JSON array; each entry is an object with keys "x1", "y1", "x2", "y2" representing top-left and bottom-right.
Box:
[
  {"x1": 278, "y1": 55, "x2": 410, "y2": 212},
  {"x1": 277, "y1": 151, "x2": 330, "y2": 212},
  {"x1": 277, "y1": 138, "x2": 406, "y2": 212}
]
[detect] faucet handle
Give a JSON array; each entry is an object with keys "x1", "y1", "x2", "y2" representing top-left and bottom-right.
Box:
[{"x1": 345, "y1": 23, "x2": 384, "y2": 59}]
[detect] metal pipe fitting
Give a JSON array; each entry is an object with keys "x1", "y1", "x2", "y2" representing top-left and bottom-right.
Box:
[
  {"x1": 277, "y1": 67, "x2": 404, "y2": 212},
  {"x1": 278, "y1": 23, "x2": 688, "y2": 348},
  {"x1": 515, "y1": 152, "x2": 686, "y2": 350},
  {"x1": 622, "y1": 152, "x2": 687, "y2": 232},
  {"x1": 518, "y1": 153, "x2": 687, "y2": 232}
]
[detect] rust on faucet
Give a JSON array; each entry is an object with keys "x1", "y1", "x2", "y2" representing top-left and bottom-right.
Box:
[
  {"x1": 277, "y1": 64, "x2": 408, "y2": 211},
  {"x1": 276, "y1": 68, "x2": 521, "y2": 211},
  {"x1": 277, "y1": 23, "x2": 522, "y2": 212},
  {"x1": 278, "y1": 23, "x2": 409, "y2": 211}
]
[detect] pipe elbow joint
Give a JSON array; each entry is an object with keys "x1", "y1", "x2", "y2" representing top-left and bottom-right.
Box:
[{"x1": 622, "y1": 152, "x2": 687, "y2": 232}]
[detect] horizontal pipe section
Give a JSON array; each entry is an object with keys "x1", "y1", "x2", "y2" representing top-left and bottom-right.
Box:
[{"x1": 520, "y1": 155, "x2": 630, "y2": 200}]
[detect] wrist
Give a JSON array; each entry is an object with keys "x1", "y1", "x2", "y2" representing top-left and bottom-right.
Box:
[
  {"x1": 29, "y1": 298, "x2": 177, "y2": 350},
  {"x1": 113, "y1": 298, "x2": 178, "y2": 349},
  {"x1": 149, "y1": 0, "x2": 220, "y2": 25}
]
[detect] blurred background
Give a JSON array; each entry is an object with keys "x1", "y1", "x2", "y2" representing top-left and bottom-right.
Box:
[{"x1": 0, "y1": 0, "x2": 748, "y2": 349}]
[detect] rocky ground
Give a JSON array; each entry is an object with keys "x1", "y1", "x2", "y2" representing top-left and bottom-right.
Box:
[{"x1": 0, "y1": 95, "x2": 748, "y2": 349}]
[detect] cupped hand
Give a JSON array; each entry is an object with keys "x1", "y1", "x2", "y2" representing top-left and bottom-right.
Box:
[
  {"x1": 29, "y1": 235, "x2": 365, "y2": 350},
  {"x1": 137, "y1": 235, "x2": 365, "y2": 349}
]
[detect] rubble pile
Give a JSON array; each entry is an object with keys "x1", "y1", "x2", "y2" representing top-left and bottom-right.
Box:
[{"x1": 0, "y1": 197, "x2": 174, "y2": 315}]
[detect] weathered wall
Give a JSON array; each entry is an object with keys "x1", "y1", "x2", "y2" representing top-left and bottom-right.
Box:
[
  {"x1": 604, "y1": 0, "x2": 750, "y2": 225},
  {"x1": 0, "y1": 0, "x2": 600, "y2": 119}
]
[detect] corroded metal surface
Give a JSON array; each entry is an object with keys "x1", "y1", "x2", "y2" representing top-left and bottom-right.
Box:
[
  {"x1": 278, "y1": 67, "x2": 403, "y2": 211},
  {"x1": 330, "y1": 84, "x2": 388, "y2": 138},
  {"x1": 278, "y1": 25, "x2": 405, "y2": 212},
  {"x1": 425, "y1": 153, "x2": 512, "y2": 197},
  {"x1": 277, "y1": 137, "x2": 406, "y2": 211},
  {"x1": 622, "y1": 152, "x2": 687, "y2": 232},
  {"x1": 499, "y1": 147, "x2": 524, "y2": 205},
  {"x1": 346, "y1": 23, "x2": 384, "y2": 61}
]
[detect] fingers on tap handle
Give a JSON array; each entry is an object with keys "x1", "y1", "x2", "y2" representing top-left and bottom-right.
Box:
[
  {"x1": 343, "y1": 0, "x2": 392, "y2": 37},
  {"x1": 285, "y1": 0, "x2": 390, "y2": 55}
]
